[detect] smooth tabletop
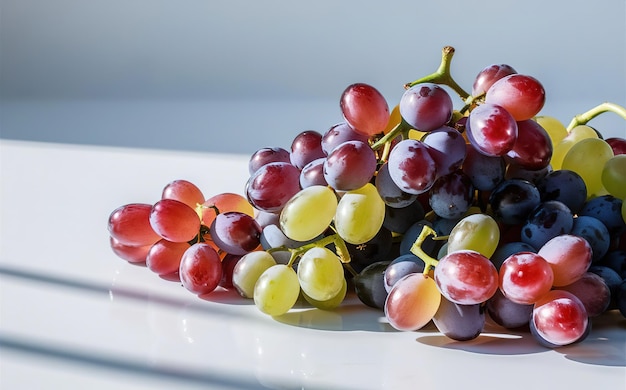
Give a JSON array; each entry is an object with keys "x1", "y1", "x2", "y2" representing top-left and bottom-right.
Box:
[{"x1": 1, "y1": 139, "x2": 625, "y2": 390}]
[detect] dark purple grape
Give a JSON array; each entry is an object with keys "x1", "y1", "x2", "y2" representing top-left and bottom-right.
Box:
[
  {"x1": 579, "y1": 195, "x2": 626, "y2": 238},
  {"x1": 299, "y1": 157, "x2": 328, "y2": 188},
  {"x1": 521, "y1": 200, "x2": 573, "y2": 249},
  {"x1": 246, "y1": 162, "x2": 301, "y2": 213},
  {"x1": 428, "y1": 170, "x2": 474, "y2": 220},
  {"x1": 571, "y1": 215, "x2": 611, "y2": 261},
  {"x1": 375, "y1": 162, "x2": 417, "y2": 208},
  {"x1": 383, "y1": 200, "x2": 425, "y2": 234},
  {"x1": 321, "y1": 122, "x2": 369, "y2": 155},
  {"x1": 384, "y1": 254, "x2": 426, "y2": 293},
  {"x1": 486, "y1": 289, "x2": 532, "y2": 329},
  {"x1": 353, "y1": 261, "x2": 390, "y2": 310},
  {"x1": 290, "y1": 130, "x2": 325, "y2": 169},
  {"x1": 210, "y1": 211, "x2": 262, "y2": 255},
  {"x1": 399, "y1": 83, "x2": 453, "y2": 132},
  {"x1": 433, "y1": 297, "x2": 485, "y2": 341},
  {"x1": 421, "y1": 126, "x2": 467, "y2": 177},
  {"x1": 598, "y1": 250, "x2": 626, "y2": 279},
  {"x1": 346, "y1": 227, "x2": 393, "y2": 273},
  {"x1": 504, "y1": 120, "x2": 552, "y2": 170},
  {"x1": 489, "y1": 179, "x2": 541, "y2": 225},
  {"x1": 536, "y1": 169, "x2": 587, "y2": 214},
  {"x1": 462, "y1": 142, "x2": 506, "y2": 191}
]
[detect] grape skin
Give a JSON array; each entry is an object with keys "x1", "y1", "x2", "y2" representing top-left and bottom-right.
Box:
[
  {"x1": 254, "y1": 264, "x2": 300, "y2": 316},
  {"x1": 485, "y1": 74, "x2": 545, "y2": 121},
  {"x1": 399, "y1": 83, "x2": 453, "y2": 132},
  {"x1": 340, "y1": 83, "x2": 389, "y2": 136},
  {"x1": 531, "y1": 290, "x2": 588, "y2": 347},
  {"x1": 434, "y1": 250, "x2": 499, "y2": 305},
  {"x1": 108, "y1": 203, "x2": 161, "y2": 247},
  {"x1": 499, "y1": 252, "x2": 554, "y2": 305},
  {"x1": 179, "y1": 243, "x2": 223, "y2": 296},
  {"x1": 384, "y1": 273, "x2": 441, "y2": 331},
  {"x1": 150, "y1": 199, "x2": 201, "y2": 243},
  {"x1": 387, "y1": 139, "x2": 437, "y2": 195},
  {"x1": 323, "y1": 140, "x2": 377, "y2": 191}
]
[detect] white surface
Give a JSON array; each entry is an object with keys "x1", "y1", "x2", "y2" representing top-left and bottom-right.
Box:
[{"x1": 1, "y1": 139, "x2": 625, "y2": 390}]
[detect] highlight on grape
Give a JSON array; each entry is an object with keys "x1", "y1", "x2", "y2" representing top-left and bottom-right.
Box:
[{"x1": 107, "y1": 46, "x2": 626, "y2": 349}]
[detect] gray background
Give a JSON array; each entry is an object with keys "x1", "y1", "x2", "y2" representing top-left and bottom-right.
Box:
[{"x1": 1, "y1": 0, "x2": 625, "y2": 154}]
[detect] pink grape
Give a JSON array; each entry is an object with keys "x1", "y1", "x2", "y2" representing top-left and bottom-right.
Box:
[
  {"x1": 321, "y1": 122, "x2": 370, "y2": 154},
  {"x1": 471, "y1": 64, "x2": 517, "y2": 96},
  {"x1": 179, "y1": 243, "x2": 223, "y2": 295},
  {"x1": 421, "y1": 126, "x2": 467, "y2": 177},
  {"x1": 538, "y1": 234, "x2": 592, "y2": 286},
  {"x1": 289, "y1": 130, "x2": 325, "y2": 169},
  {"x1": 399, "y1": 83, "x2": 453, "y2": 132},
  {"x1": 161, "y1": 179, "x2": 205, "y2": 210},
  {"x1": 485, "y1": 74, "x2": 546, "y2": 121},
  {"x1": 531, "y1": 290, "x2": 588, "y2": 346},
  {"x1": 505, "y1": 119, "x2": 553, "y2": 170},
  {"x1": 248, "y1": 147, "x2": 291, "y2": 175},
  {"x1": 323, "y1": 140, "x2": 377, "y2": 191},
  {"x1": 466, "y1": 103, "x2": 518, "y2": 156},
  {"x1": 387, "y1": 139, "x2": 437, "y2": 195},
  {"x1": 434, "y1": 250, "x2": 499, "y2": 305},
  {"x1": 108, "y1": 203, "x2": 161, "y2": 247},
  {"x1": 499, "y1": 252, "x2": 554, "y2": 305},
  {"x1": 340, "y1": 83, "x2": 390, "y2": 136},
  {"x1": 210, "y1": 211, "x2": 262, "y2": 255},
  {"x1": 146, "y1": 239, "x2": 190, "y2": 276},
  {"x1": 150, "y1": 199, "x2": 201, "y2": 243},
  {"x1": 245, "y1": 162, "x2": 301, "y2": 213}
]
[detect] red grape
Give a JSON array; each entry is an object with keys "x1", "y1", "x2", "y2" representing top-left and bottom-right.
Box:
[
  {"x1": 150, "y1": 199, "x2": 201, "y2": 243},
  {"x1": 499, "y1": 252, "x2": 553, "y2": 305},
  {"x1": 466, "y1": 103, "x2": 518, "y2": 156},
  {"x1": 471, "y1": 64, "x2": 517, "y2": 96},
  {"x1": 340, "y1": 83, "x2": 390, "y2": 136},
  {"x1": 531, "y1": 290, "x2": 588, "y2": 346},
  {"x1": 434, "y1": 250, "x2": 499, "y2": 305},
  {"x1": 161, "y1": 179, "x2": 205, "y2": 210},
  {"x1": 108, "y1": 203, "x2": 161, "y2": 247},
  {"x1": 179, "y1": 243, "x2": 223, "y2": 295},
  {"x1": 485, "y1": 74, "x2": 546, "y2": 121}
]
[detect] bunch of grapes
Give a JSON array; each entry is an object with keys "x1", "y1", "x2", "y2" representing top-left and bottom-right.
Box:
[{"x1": 107, "y1": 46, "x2": 626, "y2": 348}]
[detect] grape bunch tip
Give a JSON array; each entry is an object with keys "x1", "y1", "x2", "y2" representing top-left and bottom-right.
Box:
[{"x1": 108, "y1": 46, "x2": 626, "y2": 349}]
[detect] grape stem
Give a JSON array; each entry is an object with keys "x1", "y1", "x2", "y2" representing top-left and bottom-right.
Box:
[
  {"x1": 409, "y1": 225, "x2": 440, "y2": 275},
  {"x1": 268, "y1": 233, "x2": 352, "y2": 268},
  {"x1": 566, "y1": 102, "x2": 626, "y2": 131},
  {"x1": 404, "y1": 46, "x2": 470, "y2": 101}
]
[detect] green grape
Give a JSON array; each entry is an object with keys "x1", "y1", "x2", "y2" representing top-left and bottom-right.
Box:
[
  {"x1": 535, "y1": 115, "x2": 568, "y2": 146},
  {"x1": 550, "y1": 125, "x2": 598, "y2": 170},
  {"x1": 447, "y1": 213, "x2": 500, "y2": 258},
  {"x1": 562, "y1": 138, "x2": 614, "y2": 198},
  {"x1": 253, "y1": 264, "x2": 300, "y2": 316},
  {"x1": 232, "y1": 251, "x2": 277, "y2": 298},
  {"x1": 280, "y1": 185, "x2": 337, "y2": 241},
  {"x1": 297, "y1": 246, "x2": 345, "y2": 301},
  {"x1": 335, "y1": 183, "x2": 385, "y2": 244},
  {"x1": 601, "y1": 155, "x2": 626, "y2": 199},
  {"x1": 302, "y1": 278, "x2": 347, "y2": 310}
]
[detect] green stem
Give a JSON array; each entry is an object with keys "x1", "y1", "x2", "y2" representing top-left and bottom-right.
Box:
[
  {"x1": 409, "y1": 225, "x2": 440, "y2": 275},
  {"x1": 405, "y1": 46, "x2": 470, "y2": 101},
  {"x1": 370, "y1": 119, "x2": 411, "y2": 151},
  {"x1": 271, "y1": 233, "x2": 350, "y2": 268},
  {"x1": 566, "y1": 102, "x2": 626, "y2": 131}
]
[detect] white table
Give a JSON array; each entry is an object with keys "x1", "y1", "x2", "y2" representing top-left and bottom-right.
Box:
[{"x1": 1, "y1": 139, "x2": 625, "y2": 390}]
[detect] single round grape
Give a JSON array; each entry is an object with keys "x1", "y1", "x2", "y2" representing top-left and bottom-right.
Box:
[
  {"x1": 579, "y1": 195, "x2": 626, "y2": 238},
  {"x1": 601, "y1": 154, "x2": 626, "y2": 199},
  {"x1": 421, "y1": 126, "x2": 467, "y2": 176},
  {"x1": 302, "y1": 277, "x2": 347, "y2": 311},
  {"x1": 606, "y1": 137, "x2": 626, "y2": 155},
  {"x1": 150, "y1": 199, "x2": 201, "y2": 243},
  {"x1": 321, "y1": 122, "x2": 369, "y2": 155},
  {"x1": 472, "y1": 63, "x2": 517, "y2": 96},
  {"x1": 466, "y1": 103, "x2": 518, "y2": 156},
  {"x1": 521, "y1": 200, "x2": 574, "y2": 250},
  {"x1": 571, "y1": 215, "x2": 610, "y2": 261},
  {"x1": 289, "y1": 130, "x2": 325, "y2": 170},
  {"x1": 254, "y1": 264, "x2": 300, "y2": 316},
  {"x1": 146, "y1": 239, "x2": 190, "y2": 276},
  {"x1": 323, "y1": 140, "x2": 377, "y2": 191},
  {"x1": 550, "y1": 125, "x2": 598, "y2": 170},
  {"x1": 489, "y1": 179, "x2": 541, "y2": 225},
  {"x1": 245, "y1": 162, "x2": 301, "y2": 213},
  {"x1": 446, "y1": 213, "x2": 500, "y2": 258},
  {"x1": 340, "y1": 83, "x2": 389, "y2": 136},
  {"x1": 561, "y1": 272, "x2": 611, "y2": 317},
  {"x1": 499, "y1": 252, "x2": 554, "y2": 305},
  {"x1": 485, "y1": 74, "x2": 545, "y2": 121},
  {"x1": 433, "y1": 297, "x2": 485, "y2": 341},
  {"x1": 248, "y1": 147, "x2": 291, "y2": 175},
  {"x1": 598, "y1": 250, "x2": 626, "y2": 279},
  {"x1": 531, "y1": 290, "x2": 588, "y2": 347},
  {"x1": 179, "y1": 243, "x2": 223, "y2": 296},
  {"x1": 588, "y1": 265, "x2": 622, "y2": 309},
  {"x1": 505, "y1": 119, "x2": 552, "y2": 170},
  {"x1": 210, "y1": 211, "x2": 262, "y2": 255},
  {"x1": 382, "y1": 200, "x2": 424, "y2": 234},
  {"x1": 108, "y1": 203, "x2": 161, "y2": 247},
  {"x1": 536, "y1": 169, "x2": 587, "y2": 214},
  {"x1": 537, "y1": 234, "x2": 592, "y2": 287},
  {"x1": 387, "y1": 139, "x2": 437, "y2": 195},
  {"x1": 461, "y1": 143, "x2": 506, "y2": 191},
  {"x1": 428, "y1": 170, "x2": 474, "y2": 220},
  {"x1": 486, "y1": 289, "x2": 533, "y2": 329},
  {"x1": 161, "y1": 179, "x2": 205, "y2": 210},
  {"x1": 434, "y1": 250, "x2": 499, "y2": 305},
  {"x1": 232, "y1": 251, "x2": 277, "y2": 298},
  {"x1": 400, "y1": 83, "x2": 453, "y2": 132},
  {"x1": 353, "y1": 261, "x2": 390, "y2": 309},
  {"x1": 562, "y1": 138, "x2": 614, "y2": 198},
  {"x1": 299, "y1": 157, "x2": 327, "y2": 188},
  {"x1": 279, "y1": 185, "x2": 337, "y2": 242},
  {"x1": 297, "y1": 246, "x2": 345, "y2": 302},
  {"x1": 335, "y1": 183, "x2": 385, "y2": 245},
  {"x1": 219, "y1": 253, "x2": 241, "y2": 289},
  {"x1": 384, "y1": 273, "x2": 441, "y2": 331}
]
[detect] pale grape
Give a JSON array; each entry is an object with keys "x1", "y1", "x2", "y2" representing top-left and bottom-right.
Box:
[
  {"x1": 232, "y1": 251, "x2": 277, "y2": 298},
  {"x1": 254, "y1": 264, "x2": 300, "y2": 316},
  {"x1": 535, "y1": 115, "x2": 568, "y2": 146},
  {"x1": 279, "y1": 185, "x2": 337, "y2": 241},
  {"x1": 335, "y1": 183, "x2": 386, "y2": 244},
  {"x1": 601, "y1": 154, "x2": 626, "y2": 199},
  {"x1": 297, "y1": 247, "x2": 345, "y2": 301},
  {"x1": 538, "y1": 234, "x2": 592, "y2": 287},
  {"x1": 562, "y1": 138, "x2": 614, "y2": 198},
  {"x1": 550, "y1": 125, "x2": 598, "y2": 170},
  {"x1": 384, "y1": 273, "x2": 441, "y2": 331},
  {"x1": 446, "y1": 213, "x2": 500, "y2": 258}
]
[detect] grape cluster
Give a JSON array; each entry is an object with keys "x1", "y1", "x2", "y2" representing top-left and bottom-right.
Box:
[{"x1": 108, "y1": 46, "x2": 626, "y2": 348}]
